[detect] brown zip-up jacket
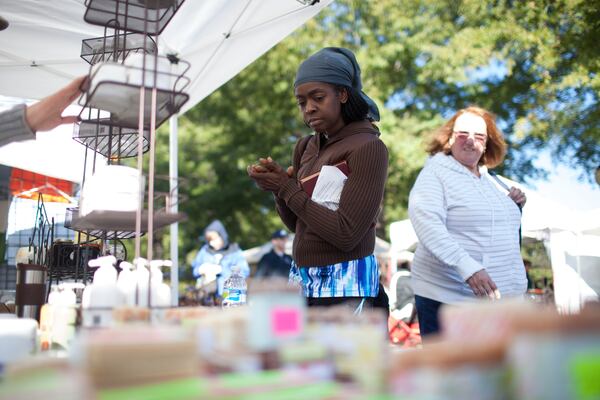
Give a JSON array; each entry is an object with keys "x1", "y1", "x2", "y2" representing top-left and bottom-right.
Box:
[{"x1": 275, "y1": 120, "x2": 388, "y2": 267}]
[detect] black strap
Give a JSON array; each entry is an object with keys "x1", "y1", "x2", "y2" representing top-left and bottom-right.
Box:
[
  {"x1": 489, "y1": 170, "x2": 522, "y2": 246},
  {"x1": 489, "y1": 171, "x2": 511, "y2": 192},
  {"x1": 293, "y1": 135, "x2": 313, "y2": 175}
]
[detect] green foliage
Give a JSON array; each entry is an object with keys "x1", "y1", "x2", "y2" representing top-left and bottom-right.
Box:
[
  {"x1": 521, "y1": 240, "x2": 553, "y2": 289},
  {"x1": 149, "y1": 0, "x2": 599, "y2": 260},
  {"x1": 521, "y1": 240, "x2": 551, "y2": 270},
  {"x1": 347, "y1": 0, "x2": 599, "y2": 182},
  {"x1": 528, "y1": 268, "x2": 553, "y2": 289}
]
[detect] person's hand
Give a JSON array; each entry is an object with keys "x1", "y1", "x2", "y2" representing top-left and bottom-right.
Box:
[
  {"x1": 247, "y1": 157, "x2": 290, "y2": 192},
  {"x1": 508, "y1": 187, "x2": 526, "y2": 208},
  {"x1": 247, "y1": 157, "x2": 293, "y2": 176},
  {"x1": 466, "y1": 269, "x2": 501, "y2": 299},
  {"x1": 247, "y1": 166, "x2": 289, "y2": 192},
  {"x1": 247, "y1": 157, "x2": 272, "y2": 174},
  {"x1": 25, "y1": 75, "x2": 86, "y2": 133}
]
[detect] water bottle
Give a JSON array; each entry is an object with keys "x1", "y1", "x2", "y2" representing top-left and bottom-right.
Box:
[{"x1": 222, "y1": 267, "x2": 247, "y2": 307}]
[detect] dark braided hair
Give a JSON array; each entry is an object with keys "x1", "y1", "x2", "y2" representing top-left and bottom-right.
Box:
[{"x1": 336, "y1": 85, "x2": 369, "y2": 124}]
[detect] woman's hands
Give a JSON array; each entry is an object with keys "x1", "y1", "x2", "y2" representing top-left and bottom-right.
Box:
[
  {"x1": 466, "y1": 269, "x2": 501, "y2": 299},
  {"x1": 508, "y1": 187, "x2": 526, "y2": 208},
  {"x1": 247, "y1": 156, "x2": 294, "y2": 193}
]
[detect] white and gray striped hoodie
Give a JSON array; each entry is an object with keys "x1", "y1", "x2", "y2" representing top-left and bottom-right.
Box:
[
  {"x1": 408, "y1": 153, "x2": 527, "y2": 304},
  {"x1": 0, "y1": 104, "x2": 35, "y2": 146}
]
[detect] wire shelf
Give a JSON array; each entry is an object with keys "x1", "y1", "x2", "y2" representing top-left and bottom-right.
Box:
[
  {"x1": 83, "y1": 0, "x2": 185, "y2": 36},
  {"x1": 73, "y1": 118, "x2": 150, "y2": 158},
  {"x1": 65, "y1": 208, "x2": 145, "y2": 240},
  {"x1": 49, "y1": 241, "x2": 101, "y2": 282},
  {"x1": 76, "y1": 229, "x2": 139, "y2": 240},
  {"x1": 81, "y1": 32, "x2": 156, "y2": 65},
  {"x1": 78, "y1": 56, "x2": 190, "y2": 129},
  {"x1": 67, "y1": 208, "x2": 187, "y2": 233},
  {"x1": 74, "y1": 0, "x2": 189, "y2": 249}
]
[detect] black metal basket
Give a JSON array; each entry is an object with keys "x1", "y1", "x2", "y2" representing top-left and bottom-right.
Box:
[
  {"x1": 65, "y1": 208, "x2": 142, "y2": 240},
  {"x1": 83, "y1": 0, "x2": 185, "y2": 36},
  {"x1": 81, "y1": 32, "x2": 156, "y2": 65},
  {"x1": 78, "y1": 56, "x2": 190, "y2": 129},
  {"x1": 49, "y1": 241, "x2": 102, "y2": 283},
  {"x1": 73, "y1": 117, "x2": 150, "y2": 158}
]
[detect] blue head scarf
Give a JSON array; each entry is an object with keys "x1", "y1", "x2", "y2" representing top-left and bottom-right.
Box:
[{"x1": 294, "y1": 47, "x2": 380, "y2": 121}]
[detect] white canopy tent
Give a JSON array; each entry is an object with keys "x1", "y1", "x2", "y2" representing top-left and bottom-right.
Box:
[
  {"x1": 495, "y1": 176, "x2": 600, "y2": 313},
  {"x1": 0, "y1": 0, "x2": 334, "y2": 303},
  {"x1": 389, "y1": 175, "x2": 600, "y2": 313},
  {"x1": 0, "y1": 0, "x2": 333, "y2": 182},
  {"x1": 0, "y1": 0, "x2": 333, "y2": 105}
]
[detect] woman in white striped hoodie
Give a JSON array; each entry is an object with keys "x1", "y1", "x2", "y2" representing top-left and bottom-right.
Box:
[{"x1": 408, "y1": 106, "x2": 527, "y2": 337}]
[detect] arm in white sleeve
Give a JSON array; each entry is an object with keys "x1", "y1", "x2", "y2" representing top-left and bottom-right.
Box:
[{"x1": 408, "y1": 166, "x2": 483, "y2": 281}]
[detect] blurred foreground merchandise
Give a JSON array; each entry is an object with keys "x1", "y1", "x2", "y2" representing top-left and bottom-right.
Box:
[
  {"x1": 0, "y1": 299, "x2": 598, "y2": 399},
  {"x1": 389, "y1": 301, "x2": 600, "y2": 400}
]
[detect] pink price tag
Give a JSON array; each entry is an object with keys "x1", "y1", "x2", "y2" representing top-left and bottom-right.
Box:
[{"x1": 271, "y1": 307, "x2": 301, "y2": 337}]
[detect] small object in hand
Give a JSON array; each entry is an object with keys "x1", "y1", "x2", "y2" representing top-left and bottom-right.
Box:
[{"x1": 253, "y1": 164, "x2": 268, "y2": 173}]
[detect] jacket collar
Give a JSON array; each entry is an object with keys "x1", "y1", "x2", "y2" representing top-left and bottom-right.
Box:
[
  {"x1": 430, "y1": 152, "x2": 488, "y2": 178},
  {"x1": 316, "y1": 120, "x2": 379, "y2": 149}
]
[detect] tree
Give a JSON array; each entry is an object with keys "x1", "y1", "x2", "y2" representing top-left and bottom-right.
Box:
[
  {"x1": 151, "y1": 0, "x2": 599, "y2": 260},
  {"x1": 348, "y1": 0, "x2": 599, "y2": 181}
]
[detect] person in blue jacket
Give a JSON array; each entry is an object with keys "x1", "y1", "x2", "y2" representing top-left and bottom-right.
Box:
[{"x1": 191, "y1": 220, "x2": 250, "y2": 298}]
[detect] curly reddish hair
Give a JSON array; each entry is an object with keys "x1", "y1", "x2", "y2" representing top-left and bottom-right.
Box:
[{"x1": 426, "y1": 106, "x2": 507, "y2": 168}]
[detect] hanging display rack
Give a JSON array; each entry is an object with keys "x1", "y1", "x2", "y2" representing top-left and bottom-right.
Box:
[{"x1": 67, "y1": 0, "x2": 188, "y2": 308}]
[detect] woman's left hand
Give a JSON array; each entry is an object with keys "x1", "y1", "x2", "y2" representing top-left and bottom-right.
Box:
[
  {"x1": 247, "y1": 157, "x2": 290, "y2": 192},
  {"x1": 508, "y1": 187, "x2": 526, "y2": 208}
]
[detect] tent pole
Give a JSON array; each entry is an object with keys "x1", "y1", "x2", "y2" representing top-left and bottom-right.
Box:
[{"x1": 169, "y1": 114, "x2": 179, "y2": 306}]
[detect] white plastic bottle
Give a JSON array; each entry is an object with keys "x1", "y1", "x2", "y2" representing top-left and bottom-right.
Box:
[
  {"x1": 222, "y1": 267, "x2": 247, "y2": 308},
  {"x1": 149, "y1": 260, "x2": 172, "y2": 307},
  {"x1": 82, "y1": 255, "x2": 123, "y2": 327},
  {"x1": 133, "y1": 257, "x2": 150, "y2": 307},
  {"x1": 117, "y1": 261, "x2": 136, "y2": 306},
  {"x1": 88, "y1": 255, "x2": 122, "y2": 309}
]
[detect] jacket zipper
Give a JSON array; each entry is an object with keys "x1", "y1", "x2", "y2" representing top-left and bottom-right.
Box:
[{"x1": 302, "y1": 135, "x2": 322, "y2": 180}]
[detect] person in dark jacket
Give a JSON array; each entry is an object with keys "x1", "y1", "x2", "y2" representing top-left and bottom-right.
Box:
[
  {"x1": 255, "y1": 229, "x2": 293, "y2": 279},
  {"x1": 247, "y1": 47, "x2": 389, "y2": 315}
]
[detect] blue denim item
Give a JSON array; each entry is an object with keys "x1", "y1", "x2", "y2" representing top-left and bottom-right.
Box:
[{"x1": 414, "y1": 294, "x2": 443, "y2": 337}]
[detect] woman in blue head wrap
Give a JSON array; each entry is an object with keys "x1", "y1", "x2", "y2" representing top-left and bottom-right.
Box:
[{"x1": 248, "y1": 47, "x2": 389, "y2": 315}]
